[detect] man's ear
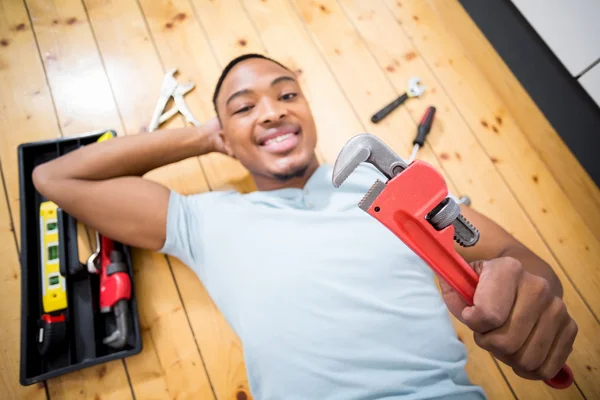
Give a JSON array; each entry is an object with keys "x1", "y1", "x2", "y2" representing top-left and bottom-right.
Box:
[{"x1": 218, "y1": 130, "x2": 236, "y2": 158}]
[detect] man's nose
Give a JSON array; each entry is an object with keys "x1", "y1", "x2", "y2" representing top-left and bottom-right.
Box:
[{"x1": 259, "y1": 99, "x2": 287, "y2": 125}]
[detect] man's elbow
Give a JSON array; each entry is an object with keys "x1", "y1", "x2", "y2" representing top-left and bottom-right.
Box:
[
  {"x1": 32, "y1": 164, "x2": 52, "y2": 198},
  {"x1": 32, "y1": 163, "x2": 65, "y2": 202}
]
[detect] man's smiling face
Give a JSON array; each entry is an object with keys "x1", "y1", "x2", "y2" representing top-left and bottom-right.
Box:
[{"x1": 215, "y1": 57, "x2": 319, "y2": 189}]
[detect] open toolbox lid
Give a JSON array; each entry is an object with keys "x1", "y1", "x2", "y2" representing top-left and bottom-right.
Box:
[{"x1": 17, "y1": 130, "x2": 142, "y2": 386}]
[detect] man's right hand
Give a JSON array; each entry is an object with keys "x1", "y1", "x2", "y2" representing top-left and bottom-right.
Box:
[
  {"x1": 32, "y1": 122, "x2": 222, "y2": 251},
  {"x1": 202, "y1": 116, "x2": 229, "y2": 155}
]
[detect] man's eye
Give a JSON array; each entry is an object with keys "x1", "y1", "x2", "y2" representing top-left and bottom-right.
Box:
[
  {"x1": 281, "y1": 92, "x2": 297, "y2": 101},
  {"x1": 234, "y1": 105, "x2": 253, "y2": 115}
]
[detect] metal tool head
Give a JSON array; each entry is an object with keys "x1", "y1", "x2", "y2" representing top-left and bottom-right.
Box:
[
  {"x1": 102, "y1": 299, "x2": 130, "y2": 349},
  {"x1": 86, "y1": 231, "x2": 101, "y2": 274},
  {"x1": 174, "y1": 81, "x2": 195, "y2": 96},
  {"x1": 332, "y1": 133, "x2": 408, "y2": 188},
  {"x1": 163, "y1": 68, "x2": 178, "y2": 83},
  {"x1": 149, "y1": 68, "x2": 180, "y2": 132},
  {"x1": 407, "y1": 77, "x2": 426, "y2": 98}
]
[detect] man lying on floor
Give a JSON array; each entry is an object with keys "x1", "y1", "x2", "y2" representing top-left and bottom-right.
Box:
[{"x1": 33, "y1": 53, "x2": 577, "y2": 400}]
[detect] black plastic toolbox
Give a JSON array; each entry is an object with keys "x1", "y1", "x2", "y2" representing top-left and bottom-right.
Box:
[{"x1": 17, "y1": 129, "x2": 142, "y2": 386}]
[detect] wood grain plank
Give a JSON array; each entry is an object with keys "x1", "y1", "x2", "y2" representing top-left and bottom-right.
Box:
[
  {"x1": 26, "y1": 0, "x2": 215, "y2": 398},
  {"x1": 432, "y1": 0, "x2": 600, "y2": 242},
  {"x1": 86, "y1": 0, "x2": 229, "y2": 398},
  {"x1": 75, "y1": 0, "x2": 217, "y2": 398},
  {"x1": 331, "y1": 0, "x2": 599, "y2": 398},
  {"x1": 134, "y1": 0, "x2": 256, "y2": 397},
  {"x1": 138, "y1": 0, "x2": 251, "y2": 193},
  {"x1": 25, "y1": 0, "x2": 121, "y2": 135},
  {"x1": 129, "y1": 249, "x2": 214, "y2": 399},
  {"x1": 0, "y1": 170, "x2": 47, "y2": 399},
  {"x1": 0, "y1": 0, "x2": 61, "y2": 243},
  {"x1": 24, "y1": 0, "x2": 134, "y2": 397},
  {"x1": 382, "y1": 0, "x2": 600, "y2": 321},
  {"x1": 195, "y1": 0, "x2": 363, "y2": 161},
  {"x1": 0, "y1": 0, "x2": 102, "y2": 398}
]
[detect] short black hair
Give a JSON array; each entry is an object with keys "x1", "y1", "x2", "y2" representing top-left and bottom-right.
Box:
[{"x1": 212, "y1": 53, "x2": 291, "y2": 117}]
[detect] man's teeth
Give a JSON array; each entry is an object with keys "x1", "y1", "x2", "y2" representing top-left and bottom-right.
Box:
[{"x1": 265, "y1": 133, "x2": 294, "y2": 145}]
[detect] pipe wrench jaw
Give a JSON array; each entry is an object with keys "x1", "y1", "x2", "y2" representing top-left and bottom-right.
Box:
[
  {"x1": 332, "y1": 134, "x2": 409, "y2": 188},
  {"x1": 333, "y1": 134, "x2": 479, "y2": 247},
  {"x1": 333, "y1": 134, "x2": 480, "y2": 304},
  {"x1": 102, "y1": 299, "x2": 130, "y2": 349}
]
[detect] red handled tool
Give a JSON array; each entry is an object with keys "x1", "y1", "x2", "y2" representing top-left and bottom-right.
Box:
[
  {"x1": 409, "y1": 106, "x2": 436, "y2": 163},
  {"x1": 332, "y1": 133, "x2": 574, "y2": 389},
  {"x1": 90, "y1": 234, "x2": 132, "y2": 349}
]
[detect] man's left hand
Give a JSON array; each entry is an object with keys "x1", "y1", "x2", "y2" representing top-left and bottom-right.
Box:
[{"x1": 438, "y1": 257, "x2": 578, "y2": 381}]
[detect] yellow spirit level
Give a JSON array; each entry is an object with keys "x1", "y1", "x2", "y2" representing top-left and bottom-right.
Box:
[{"x1": 39, "y1": 201, "x2": 67, "y2": 313}]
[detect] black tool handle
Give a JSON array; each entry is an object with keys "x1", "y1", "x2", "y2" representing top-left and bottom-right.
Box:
[
  {"x1": 58, "y1": 208, "x2": 86, "y2": 276},
  {"x1": 371, "y1": 92, "x2": 409, "y2": 123},
  {"x1": 37, "y1": 315, "x2": 67, "y2": 356},
  {"x1": 57, "y1": 208, "x2": 68, "y2": 278},
  {"x1": 413, "y1": 106, "x2": 436, "y2": 146}
]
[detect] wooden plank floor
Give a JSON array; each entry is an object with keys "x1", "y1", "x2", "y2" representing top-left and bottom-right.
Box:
[{"x1": 1, "y1": 0, "x2": 599, "y2": 399}]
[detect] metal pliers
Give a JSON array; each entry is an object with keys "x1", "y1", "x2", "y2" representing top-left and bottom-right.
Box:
[
  {"x1": 148, "y1": 68, "x2": 199, "y2": 132},
  {"x1": 332, "y1": 133, "x2": 573, "y2": 390}
]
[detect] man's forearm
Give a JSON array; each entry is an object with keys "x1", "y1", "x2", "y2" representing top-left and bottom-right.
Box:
[
  {"x1": 500, "y1": 244, "x2": 563, "y2": 298},
  {"x1": 33, "y1": 125, "x2": 215, "y2": 182}
]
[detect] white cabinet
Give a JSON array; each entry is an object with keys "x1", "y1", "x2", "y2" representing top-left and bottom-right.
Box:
[
  {"x1": 511, "y1": 0, "x2": 600, "y2": 77},
  {"x1": 579, "y1": 62, "x2": 600, "y2": 107}
]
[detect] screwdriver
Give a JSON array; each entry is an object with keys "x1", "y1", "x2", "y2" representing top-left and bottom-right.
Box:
[
  {"x1": 409, "y1": 106, "x2": 436, "y2": 163},
  {"x1": 408, "y1": 106, "x2": 472, "y2": 206}
]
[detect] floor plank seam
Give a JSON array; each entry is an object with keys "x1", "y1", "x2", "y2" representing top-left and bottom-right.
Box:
[
  {"x1": 21, "y1": 0, "x2": 64, "y2": 139},
  {"x1": 118, "y1": 2, "x2": 220, "y2": 397},
  {"x1": 81, "y1": 0, "x2": 127, "y2": 137},
  {"x1": 0, "y1": 156, "x2": 18, "y2": 253},
  {"x1": 134, "y1": 0, "x2": 165, "y2": 71},
  {"x1": 238, "y1": 0, "x2": 270, "y2": 54},
  {"x1": 164, "y1": 254, "x2": 218, "y2": 400},
  {"x1": 286, "y1": 0, "x2": 373, "y2": 139},
  {"x1": 121, "y1": 359, "x2": 137, "y2": 400},
  {"x1": 17, "y1": 1, "x2": 66, "y2": 396},
  {"x1": 492, "y1": 362, "x2": 518, "y2": 399},
  {"x1": 490, "y1": 356, "x2": 518, "y2": 399}
]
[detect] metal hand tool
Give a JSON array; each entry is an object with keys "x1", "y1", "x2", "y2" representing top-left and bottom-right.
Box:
[
  {"x1": 149, "y1": 69, "x2": 199, "y2": 132},
  {"x1": 409, "y1": 106, "x2": 436, "y2": 163},
  {"x1": 87, "y1": 231, "x2": 100, "y2": 274},
  {"x1": 37, "y1": 200, "x2": 68, "y2": 356},
  {"x1": 98, "y1": 234, "x2": 131, "y2": 349},
  {"x1": 332, "y1": 133, "x2": 574, "y2": 390},
  {"x1": 408, "y1": 106, "x2": 472, "y2": 206},
  {"x1": 371, "y1": 77, "x2": 426, "y2": 123}
]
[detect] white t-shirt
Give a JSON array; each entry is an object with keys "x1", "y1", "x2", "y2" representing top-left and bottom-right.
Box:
[{"x1": 159, "y1": 162, "x2": 486, "y2": 400}]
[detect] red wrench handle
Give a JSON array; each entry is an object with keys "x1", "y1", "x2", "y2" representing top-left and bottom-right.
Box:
[{"x1": 364, "y1": 160, "x2": 573, "y2": 389}]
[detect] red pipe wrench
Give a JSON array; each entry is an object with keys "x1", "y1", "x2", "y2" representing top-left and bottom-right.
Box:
[
  {"x1": 332, "y1": 133, "x2": 573, "y2": 389},
  {"x1": 90, "y1": 234, "x2": 132, "y2": 349}
]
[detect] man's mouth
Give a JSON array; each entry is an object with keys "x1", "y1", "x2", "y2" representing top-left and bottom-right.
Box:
[
  {"x1": 258, "y1": 125, "x2": 301, "y2": 154},
  {"x1": 264, "y1": 132, "x2": 296, "y2": 145}
]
